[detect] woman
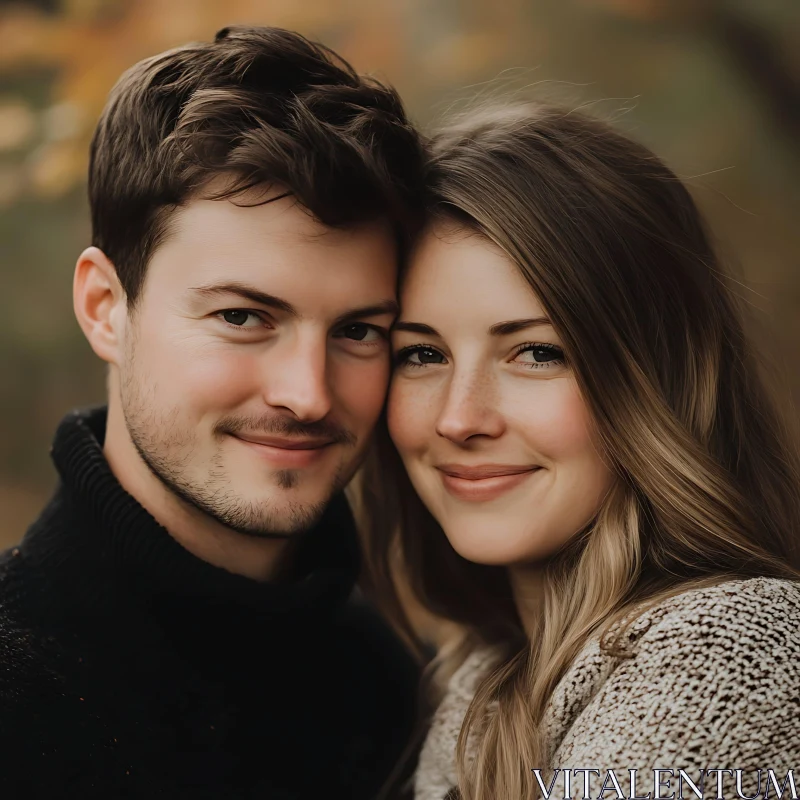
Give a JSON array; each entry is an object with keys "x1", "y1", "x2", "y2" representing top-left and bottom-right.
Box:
[{"x1": 357, "y1": 103, "x2": 800, "y2": 800}]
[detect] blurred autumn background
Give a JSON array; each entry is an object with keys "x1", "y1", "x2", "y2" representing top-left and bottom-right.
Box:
[{"x1": 1, "y1": 0, "x2": 798, "y2": 547}]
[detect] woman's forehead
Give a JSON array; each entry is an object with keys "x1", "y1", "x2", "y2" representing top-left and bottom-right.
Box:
[{"x1": 400, "y1": 226, "x2": 545, "y2": 323}]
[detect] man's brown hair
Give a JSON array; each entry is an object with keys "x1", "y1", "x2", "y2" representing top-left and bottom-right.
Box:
[{"x1": 89, "y1": 25, "x2": 425, "y2": 306}]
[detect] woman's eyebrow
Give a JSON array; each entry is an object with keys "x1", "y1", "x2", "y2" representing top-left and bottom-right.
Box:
[
  {"x1": 489, "y1": 317, "x2": 551, "y2": 336},
  {"x1": 393, "y1": 318, "x2": 551, "y2": 336},
  {"x1": 392, "y1": 321, "x2": 440, "y2": 336}
]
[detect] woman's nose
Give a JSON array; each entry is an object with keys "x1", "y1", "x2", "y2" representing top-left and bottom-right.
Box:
[{"x1": 434, "y1": 373, "x2": 505, "y2": 443}]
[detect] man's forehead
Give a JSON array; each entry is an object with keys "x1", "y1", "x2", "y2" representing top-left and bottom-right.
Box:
[
  {"x1": 145, "y1": 196, "x2": 398, "y2": 293},
  {"x1": 168, "y1": 184, "x2": 396, "y2": 248}
]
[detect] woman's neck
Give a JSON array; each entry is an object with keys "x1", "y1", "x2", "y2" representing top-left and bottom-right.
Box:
[{"x1": 507, "y1": 563, "x2": 547, "y2": 638}]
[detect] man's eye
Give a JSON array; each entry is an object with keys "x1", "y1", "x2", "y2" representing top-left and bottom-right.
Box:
[
  {"x1": 220, "y1": 310, "x2": 262, "y2": 328},
  {"x1": 337, "y1": 324, "x2": 383, "y2": 343}
]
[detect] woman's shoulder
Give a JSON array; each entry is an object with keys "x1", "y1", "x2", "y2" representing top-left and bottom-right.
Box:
[
  {"x1": 446, "y1": 646, "x2": 501, "y2": 695},
  {"x1": 655, "y1": 574, "x2": 799, "y2": 609},
  {"x1": 437, "y1": 576, "x2": 800, "y2": 707},
  {"x1": 413, "y1": 646, "x2": 501, "y2": 800},
  {"x1": 628, "y1": 576, "x2": 800, "y2": 651},
  {"x1": 550, "y1": 577, "x2": 800, "y2": 767},
  {"x1": 591, "y1": 576, "x2": 800, "y2": 723}
]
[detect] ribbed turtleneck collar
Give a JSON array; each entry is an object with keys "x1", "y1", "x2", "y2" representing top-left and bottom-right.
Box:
[{"x1": 20, "y1": 406, "x2": 361, "y2": 626}]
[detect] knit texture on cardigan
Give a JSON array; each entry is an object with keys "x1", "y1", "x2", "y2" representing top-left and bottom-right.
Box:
[{"x1": 414, "y1": 577, "x2": 800, "y2": 800}]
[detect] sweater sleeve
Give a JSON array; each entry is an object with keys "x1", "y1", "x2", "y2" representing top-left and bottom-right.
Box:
[{"x1": 550, "y1": 580, "x2": 800, "y2": 798}]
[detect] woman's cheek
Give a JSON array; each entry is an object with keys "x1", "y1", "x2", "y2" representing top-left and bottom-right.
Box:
[
  {"x1": 507, "y1": 378, "x2": 594, "y2": 458},
  {"x1": 387, "y1": 378, "x2": 433, "y2": 455}
]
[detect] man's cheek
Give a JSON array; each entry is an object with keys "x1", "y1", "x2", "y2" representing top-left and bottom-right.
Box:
[
  {"x1": 157, "y1": 353, "x2": 262, "y2": 411},
  {"x1": 342, "y1": 362, "x2": 391, "y2": 429}
]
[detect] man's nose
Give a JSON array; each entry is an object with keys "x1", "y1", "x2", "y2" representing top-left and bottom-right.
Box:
[
  {"x1": 260, "y1": 333, "x2": 332, "y2": 422},
  {"x1": 434, "y1": 371, "x2": 505, "y2": 443}
]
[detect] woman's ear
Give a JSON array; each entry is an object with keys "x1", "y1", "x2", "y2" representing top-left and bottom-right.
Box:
[{"x1": 73, "y1": 246, "x2": 128, "y2": 366}]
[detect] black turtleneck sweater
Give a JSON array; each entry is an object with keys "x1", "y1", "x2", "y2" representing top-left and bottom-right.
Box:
[{"x1": 0, "y1": 408, "x2": 417, "y2": 799}]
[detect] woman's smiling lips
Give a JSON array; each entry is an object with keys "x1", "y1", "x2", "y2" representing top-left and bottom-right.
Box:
[
  {"x1": 436, "y1": 463, "x2": 541, "y2": 502},
  {"x1": 231, "y1": 433, "x2": 335, "y2": 468}
]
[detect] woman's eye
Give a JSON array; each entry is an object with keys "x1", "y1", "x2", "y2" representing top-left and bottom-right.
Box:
[
  {"x1": 220, "y1": 309, "x2": 264, "y2": 328},
  {"x1": 396, "y1": 346, "x2": 447, "y2": 367},
  {"x1": 336, "y1": 323, "x2": 383, "y2": 343},
  {"x1": 514, "y1": 343, "x2": 565, "y2": 368}
]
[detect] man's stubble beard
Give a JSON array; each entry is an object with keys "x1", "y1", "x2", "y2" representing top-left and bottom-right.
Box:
[{"x1": 118, "y1": 346, "x2": 351, "y2": 538}]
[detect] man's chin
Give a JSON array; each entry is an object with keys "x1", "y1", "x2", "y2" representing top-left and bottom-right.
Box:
[
  {"x1": 210, "y1": 490, "x2": 333, "y2": 539},
  {"x1": 126, "y1": 422, "x2": 343, "y2": 537}
]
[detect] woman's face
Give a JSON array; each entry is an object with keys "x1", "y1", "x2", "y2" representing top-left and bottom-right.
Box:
[{"x1": 388, "y1": 224, "x2": 615, "y2": 566}]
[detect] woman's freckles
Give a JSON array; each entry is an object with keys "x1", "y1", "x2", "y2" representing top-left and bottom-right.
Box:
[{"x1": 389, "y1": 223, "x2": 614, "y2": 567}]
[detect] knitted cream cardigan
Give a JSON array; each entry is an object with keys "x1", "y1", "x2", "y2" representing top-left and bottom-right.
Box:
[{"x1": 414, "y1": 578, "x2": 800, "y2": 800}]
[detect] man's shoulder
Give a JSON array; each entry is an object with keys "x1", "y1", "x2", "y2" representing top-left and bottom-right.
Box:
[
  {"x1": 321, "y1": 590, "x2": 421, "y2": 726},
  {"x1": 0, "y1": 545, "x2": 34, "y2": 649},
  {"x1": 0, "y1": 573, "x2": 106, "y2": 793},
  {"x1": 0, "y1": 546, "x2": 66, "y2": 704},
  {"x1": 332, "y1": 591, "x2": 419, "y2": 671},
  {"x1": 323, "y1": 593, "x2": 422, "y2": 795}
]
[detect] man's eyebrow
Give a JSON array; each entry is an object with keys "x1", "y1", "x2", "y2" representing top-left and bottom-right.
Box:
[
  {"x1": 332, "y1": 300, "x2": 399, "y2": 328},
  {"x1": 392, "y1": 321, "x2": 441, "y2": 336},
  {"x1": 489, "y1": 317, "x2": 551, "y2": 336},
  {"x1": 188, "y1": 282, "x2": 298, "y2": 316},
  {"x1": 189, "y1": 284, "x2": 398, "y2": 326}
]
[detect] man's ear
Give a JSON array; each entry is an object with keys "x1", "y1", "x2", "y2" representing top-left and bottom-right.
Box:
[{"x1": 73, "y1": 246, "x2": 128, "y2": 366}]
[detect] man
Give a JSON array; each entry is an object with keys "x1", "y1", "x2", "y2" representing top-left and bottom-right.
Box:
[{"x1": 0, "y1": 26, "x2": 424, "y2": 799}]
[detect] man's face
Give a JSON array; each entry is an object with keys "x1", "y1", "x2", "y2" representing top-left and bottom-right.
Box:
[{"x1": 118, "y1": 192, "x2": 397, "y2": 537}]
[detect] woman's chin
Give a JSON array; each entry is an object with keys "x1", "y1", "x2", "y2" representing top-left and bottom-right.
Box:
[{"x1": 442, "y1": 524, "x2": 552, "y2": 568}]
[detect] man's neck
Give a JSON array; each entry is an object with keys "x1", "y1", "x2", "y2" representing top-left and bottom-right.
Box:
[{"x1": 103, "y1": 402, "x2": 289, "y2": 582}]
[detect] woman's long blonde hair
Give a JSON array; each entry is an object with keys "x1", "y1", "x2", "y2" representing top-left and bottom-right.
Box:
[{"x1": 353, "y1": 103, "x2": 800, "y2": 800}]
